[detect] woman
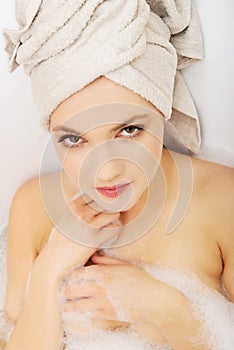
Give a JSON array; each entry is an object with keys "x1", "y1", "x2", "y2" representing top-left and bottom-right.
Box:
[{"x1": 1, "y1": 0, "x2": 234, "y2": 349}]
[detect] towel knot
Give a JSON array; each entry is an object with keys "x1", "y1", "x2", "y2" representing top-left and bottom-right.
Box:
[
  {"x1": 3, "y1": 0, "x2": 43, "y2": 72},
  {"x1": 2, "y1": 0, "x2": 204, "y2": 154}
]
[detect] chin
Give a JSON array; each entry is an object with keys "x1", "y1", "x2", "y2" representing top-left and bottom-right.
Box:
[{"x1": 121, "y1": 189, "x2": 147, "y2": 213}]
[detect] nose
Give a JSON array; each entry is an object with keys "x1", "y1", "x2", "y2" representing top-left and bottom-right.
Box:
[{"x1": 96, "y1": 159, "x2": 125, "y2": 184}]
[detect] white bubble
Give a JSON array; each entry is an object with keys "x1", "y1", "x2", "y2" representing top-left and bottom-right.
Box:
[
  {"x1": 141, "y1": 264, "x2": 234, "y2": 350},
  {"x1": 63, "y1": 327, "x2": 172, "y2": 350},
  {"x1": 59, "y1": 262, "x2": 234, "y2": 350}
]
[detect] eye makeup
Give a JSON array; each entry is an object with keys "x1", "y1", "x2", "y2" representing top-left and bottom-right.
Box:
[
  {"x1": 52, "y1": 112, "x2": 158, "y2": 152},
  {"x1": 57, "y1": 133, "x2": 83, "y2": 147},
  {"x1": 56, "y1": 124, "x2": 145, "y2": 150}
]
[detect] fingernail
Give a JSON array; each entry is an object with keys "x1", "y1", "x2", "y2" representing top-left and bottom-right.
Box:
[
  {"x1": 93, "y1": 250, "x2": 104, "y2": 256},
  {"x1": 98, "y1": 249, "x2": 105, "y2": 256}
]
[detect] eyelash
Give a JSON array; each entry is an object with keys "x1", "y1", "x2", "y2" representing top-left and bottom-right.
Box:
[{"x1": 57, "y1": 124, "x2": 144, "y2": 149}]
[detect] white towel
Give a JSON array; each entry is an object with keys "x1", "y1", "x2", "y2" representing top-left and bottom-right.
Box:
[{"x1": 2, "y1": 0, "x2": 203, "y2": 153}]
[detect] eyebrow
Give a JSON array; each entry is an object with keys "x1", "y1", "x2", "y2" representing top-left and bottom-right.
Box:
[{"x1": 52, "y1": 113, "x2": 150, "y2": 134}]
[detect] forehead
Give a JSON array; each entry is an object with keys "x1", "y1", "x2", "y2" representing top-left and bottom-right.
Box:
[
  {"x1": 51, "y1": 103, "x2": 164, "y2": 135},
  {"x1": 49, "y1": 76, "x2": 163, "y2": 131}
]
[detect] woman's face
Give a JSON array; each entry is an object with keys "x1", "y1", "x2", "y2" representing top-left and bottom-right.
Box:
[{"x1": 49, "y1": 76, "x2": 165, "y2": 211}]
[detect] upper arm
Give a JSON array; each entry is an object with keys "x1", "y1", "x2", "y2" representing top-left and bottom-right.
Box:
[{"x1": 4, "y1": 177, "x2": 44, "y2": 322}]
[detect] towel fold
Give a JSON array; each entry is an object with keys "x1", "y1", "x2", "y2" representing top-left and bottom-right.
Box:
[{"x1": 2, "y1": 0, "x2": 203, "y2": 153}]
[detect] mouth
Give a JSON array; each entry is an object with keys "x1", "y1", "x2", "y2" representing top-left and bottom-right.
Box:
[{"x1": 96, "y1": 182, "x2": 132, "y2": 198}]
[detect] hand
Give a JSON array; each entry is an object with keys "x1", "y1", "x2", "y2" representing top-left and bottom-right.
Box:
[
  {"x1": 33, "y1": 193, "x2": 122, "y2": 284},
  {"x1": 61, "y1": 253, "x2": 169, "y2": 344},
  {"x1": 61, "y1": 265, "x2": 130, "y2": 333}
]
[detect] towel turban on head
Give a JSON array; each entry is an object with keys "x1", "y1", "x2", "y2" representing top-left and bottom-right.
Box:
[{"x1": 3, "y1": 0, "x2": 203, "y2": 153}]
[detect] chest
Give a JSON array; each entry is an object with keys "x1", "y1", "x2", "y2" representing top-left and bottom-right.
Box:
[
  {"x1": 38, "y1": 182, "x2": 224, "y2": 293},
  {"x1": 103, "y1": 213, "x2": 223, "y2": 293}
]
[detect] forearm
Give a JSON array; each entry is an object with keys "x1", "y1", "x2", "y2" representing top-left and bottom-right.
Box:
[{"x1": 5, "y1": 267, "x2": 63, "y2": 350}]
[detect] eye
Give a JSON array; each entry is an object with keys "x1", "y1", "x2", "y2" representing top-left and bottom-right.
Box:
[
  {"x1": 118, "y1": 125, "x2": 143, "y2": 138},
  {"x1": 58, "y1": 134, "x2": 84, "y2": 148}
]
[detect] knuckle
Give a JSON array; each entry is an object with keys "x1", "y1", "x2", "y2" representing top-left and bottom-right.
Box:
[
  {"x1": 69, "y1": 201, "x2": 81, "y2": 213},
  {"x1": 79, "y1": 213, "x2": 88, "y2": 223}
]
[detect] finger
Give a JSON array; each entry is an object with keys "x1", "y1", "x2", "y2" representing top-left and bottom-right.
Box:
[
  {"x1": 70, "y1": 197, "x2": 121, "y2": 229},
  {"x1": 64, "y1": 282, "x2": 102, "y2": 299},
  {"x1": 64, "y1": 299, "x2": 118, "y2": 321},
  {"x1": 91, "y1": 254, "x2": 128, "y2": 265},
  {"x1": 91, "y1": 212, "x2": 120, "y2": 229},
  {"x1": 92, "y1": 318, "x2": 129, "y2": 331},
  {"x1": 63, "y1": 320, "x2": 95, "y2": 334},
  {"x1": 69, "y1": 192, "x2": 89, "y2": 210},
  {"x1": 64, "y1": 296, "x2": 98, "y2": 312},
  {"x1": 77, "y1": 205, "x2": 102, "y2": 224},
  {"x1": 69, "y1": 193, "x2": 104, "y2": 221},
  {"x1": 92, "y1": 310, "x2": 120, "y2": 323},
  {"x1": 70, "y1": 198, "x2": 101, "y2": 222},
  {"x1": 70, "y1": 191, "x2": 92, "y2": 205},
  {"x1": 92, "y1": 317, "x2": 131, "y2": 330},
  {"x1": 64, "y1": 315, "x2": 127, "y2": 334},
  {"x1": 71, "y1": 193, "x2": 103, "y2": 214},
  {"x1": 65, "y1": 265, "x2": 97, "y2": 280},
  {"x1": 83, "y1": 216, "x2": 121, "y2": 247},
  {"x1": 63, "y1": 295, "x2": 117, "y2": 316}
]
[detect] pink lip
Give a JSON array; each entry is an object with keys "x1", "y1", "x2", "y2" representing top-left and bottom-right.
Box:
[{"x1": 96, "y1": 183, "x2": 131, "y2": 198}]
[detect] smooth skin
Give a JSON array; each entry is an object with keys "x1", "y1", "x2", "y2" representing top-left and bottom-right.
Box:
[{"x1": 3, "y1": 76, "x2": 234, "y2": 350}]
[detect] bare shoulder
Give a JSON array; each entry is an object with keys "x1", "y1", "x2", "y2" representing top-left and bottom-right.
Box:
[
  {"x1": 191, "y1": 154, "x2": 234, "y2": 217},
  {"x1": 8, "y1": 173, "x2": 57, "y2": 254},
  {"x1": 190, "y1": 156, "x2": 234, "y2": 299},
  {"x1": 190, "y1": 155, "x2": 234, "y2": 243},
  {"x1": 167, "y1": 149, "x2": 233, "y2": 207},
  {"x1": 190, "y1": 155, "x2": 234, "y2": 209}
]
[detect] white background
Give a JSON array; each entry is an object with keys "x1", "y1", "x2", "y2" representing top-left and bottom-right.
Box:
[{"x1": 0, "y1": 0, "x2": 234, "y2": 228}]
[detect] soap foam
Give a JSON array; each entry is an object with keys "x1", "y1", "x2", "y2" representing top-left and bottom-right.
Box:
[
  {"x1": 0, "y1": 225, "x2": 233, "y2": 350},
  {"x1": 63, "y1": 327, "x2": 172, "y2": 350},
  {"x1": 60, "y1": 262, "x2": 234, "y2": 350},
  {"x1": 141, "y1": 264, "x2": 234, "y2": 350}
]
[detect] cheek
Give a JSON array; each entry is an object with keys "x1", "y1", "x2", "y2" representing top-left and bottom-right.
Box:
[
  {"x1": 62, "y1": 153, "x2": 83, "y2": 183},
  {"x1": 133, "y1": 136, "x2": 163, "y2": 178},
  {"x1": 143, "y1": 134, "x2": 163, "y2": 165}
]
